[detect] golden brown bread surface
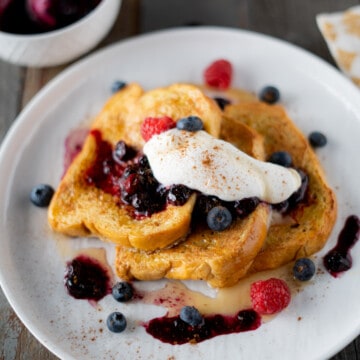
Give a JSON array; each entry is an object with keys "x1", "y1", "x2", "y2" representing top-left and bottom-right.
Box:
[
  {"x1": 49, "y1": 80, "x2": 337, "y2": 287},
  {"x1": 115, "y1": 95, "x2": 337, "y2": 287},
  {"x1": 48, "y1": 83, "x2": 223, "y2": 251},
  {"x1": 115, "y1": 118, "x2": 271, "y2": 288},
  {"x1": 224, "y1": 102, "x2": 337, "y2": 273}
]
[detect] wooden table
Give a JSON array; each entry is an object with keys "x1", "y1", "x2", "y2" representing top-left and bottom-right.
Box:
[{"x1": 1, "y1": 0, "x2": 360, "y2": 359}]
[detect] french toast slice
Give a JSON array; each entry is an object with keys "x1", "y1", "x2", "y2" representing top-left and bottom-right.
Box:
[
  {"x1": 224, "y1": 101, "x2": 337, "y2": 272},
  {"x1": 124, "y1": 83, "x2": 222, "y2": 148},
  {"x1": 48, "y1": 83, "x2": 223, "y2": 251},
  {"x1": 115, "y1": 116, "x2": 271, "y2": 288}
]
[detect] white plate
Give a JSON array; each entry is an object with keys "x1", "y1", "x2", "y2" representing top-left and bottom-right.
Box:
[{"x1": 1, "y1": 27, "x2": 360, "y2": 360}]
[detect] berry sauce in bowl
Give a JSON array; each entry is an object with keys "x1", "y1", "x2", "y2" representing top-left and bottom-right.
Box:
[
  {"x1": 0, "y1": 0, "x2": 102, "y2": 35},
  {"x1": 0, "y1": 0, "x2": 121, "y2": 67}
]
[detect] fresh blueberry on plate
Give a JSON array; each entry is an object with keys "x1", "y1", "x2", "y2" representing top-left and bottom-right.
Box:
[
  {"x1": 293, "y1": 258, "x2": 316, "y2": 281},
  {"x1": 180, "y1": 306, "x2": 204, "y2": 327},
  {"x1": 259, "y1": 85, "x2": 280, "y2": 104},
  {"x1": 107, "y1": 312, "x2": 127, "y2": 333},
  {"x1": 30, "y1": 184, "x2": 54, "y2": 207},
  {"x1": 308, "y1": 131, "x2": 327, "y2": 148},
  {"x1": 112, "y1": 281, "x2": 134, "y2": 302}
]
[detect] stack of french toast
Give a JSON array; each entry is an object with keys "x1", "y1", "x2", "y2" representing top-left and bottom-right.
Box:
[{"x1": 48, "y1": 82, "x2": 337, "y2": 288}]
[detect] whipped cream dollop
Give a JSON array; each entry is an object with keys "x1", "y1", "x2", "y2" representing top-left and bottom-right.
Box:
[{"x1": 143, "y1": 129, "x2": 301, "y2": 204}]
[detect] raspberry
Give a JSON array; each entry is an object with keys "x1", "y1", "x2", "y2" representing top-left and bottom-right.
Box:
[
  {"x1": 140, "y1": 116, "x2": 176, "y2": 141},
  {"x1": 204, "y1": 59, "x2": 233, "y2": 90},
  {"x1": 250, "y1": 278, "x2": 291, "y2": 315}
]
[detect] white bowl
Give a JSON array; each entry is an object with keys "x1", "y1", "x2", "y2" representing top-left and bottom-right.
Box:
[{"x1": 0, "y1": 0, "x2": 122, "y2": 67}]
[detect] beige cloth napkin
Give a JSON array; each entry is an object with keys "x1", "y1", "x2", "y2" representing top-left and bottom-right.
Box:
[{"x1": 316, "y1": 5, "x2": 360, "y2": 87}]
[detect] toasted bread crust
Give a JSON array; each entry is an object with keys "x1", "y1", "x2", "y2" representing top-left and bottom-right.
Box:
[
  {"x1": 116, "y1": 203, "x2": 269, "y2": 288},
  {"x1": 115, "y1": 96, "x2": 337, "y2": 287},
  {"x1": 120, "y1": 83, "x2": 223, "y2": 149},
  {"x1": 48, "y1": 83, "x2": 222, "y2": 251},
  {"x1": 49, "y1": 81, "x2": 337, "y2": 287},
  {"x1": 224, "y1": 102, "x2": 337, "y2": 272}
]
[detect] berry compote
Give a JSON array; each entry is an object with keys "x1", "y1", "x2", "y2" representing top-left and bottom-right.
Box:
[
  {"x1": 0, "y1": 0, "x2": 102, "y2": 34},
  {"x1": 64, "y1": 255, "x2": 112, "y2": 301},
  {"x1": 323, "y1": 215, "x2": 360, "y2": 277},
  {"x1": 83, "y1": 130, "x2": 309, "y2": 224},
  {"x1": 143, "y1": 309, "x2": 261, "y2": 345},
  {"x1": 84, "y1": 130, "x2": 193, "y2": 218},
  {"x1": 272, "y1": 169, "x2": 309, "y2": 214}
]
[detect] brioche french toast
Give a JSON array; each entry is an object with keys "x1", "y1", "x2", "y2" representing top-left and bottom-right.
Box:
[
  {"x1": 115, "y1": 91, "x2": 337, "y2": 287},
  {"x1": 49, "y1": 77, "x2": 336, "y2": 287},
  {"x1": 223, "y1": 101, "x2": 337, "y2": 273},
  {"x1": 48, "y1": 83, "x2": 223, "y2": 251},
  {"x1": 115, "y1": 116, "x2": 271, "y2": 288}
]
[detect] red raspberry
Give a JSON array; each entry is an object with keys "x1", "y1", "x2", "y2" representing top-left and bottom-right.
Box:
[
  {"x1": 140, "y1": 116, "x2": 176, "y2": 142},
  {"x1": 250, "y1": 278, "x2": 291, "y2": 315},
  {"x1": 204, "y1": 59, "x2": 233, "y2": 90}
]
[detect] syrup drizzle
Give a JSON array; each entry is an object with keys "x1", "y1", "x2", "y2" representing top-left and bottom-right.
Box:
[
  {"x1": 140, "y1": 265, "x2": 294, "y2": 344},
  {"x1": 323, "y1": 215, "x2": 360, "y2": 277},
  {"x1": 0, "y1": 0, "x2": 101, "y2": 34}
]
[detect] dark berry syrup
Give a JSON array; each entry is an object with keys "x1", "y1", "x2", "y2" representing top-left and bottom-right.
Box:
[
  {"x1": 63, "y1": 127, "x2": 89, "y2": 177},
  {"x1": 323, "y1": 215, "x2": 360, "y2": 277},
  {"x1": 0, "y1": 0, "x2": 101, "y2": 35},
  {"x1": 84, "y1": 129, "x2": 192, "y2": 218},
  {"x1": 64, "y1": 255, "x2": 112, "y2": 301},
  {"x1": 144, "y1": 309, "x2": 261, "y2": 345},
  {"x1": 272, "y1": 169, "x2": 309, "y2": 214}
]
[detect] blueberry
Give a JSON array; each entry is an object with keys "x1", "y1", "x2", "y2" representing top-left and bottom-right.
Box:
[
  {"x1": 213, "y1": 97, "x2": 231, "y2": 110},
  {"x1": 207, "y1": 206, "x2": 232, "y2": 231},
  {"x1": 293, "y1": 258, "x2": 316, "y2": 281},
  {"x1": 106, "y1": 312, "x2": 127, "y2": 333},
  {"x1": 259, "y1": 86, "x2": 280, "y2": 104},
  {"x1": 309, "y1": 131, "x2": 327, "y2": 148},
  {"x1": 113, "y1": 140, "x2": 137, "y2": 163},
  {"x1": 195, "y1": 195, "x2": 223, "y2": 215},
  {"x1": 234, "y1": 197, "x2": 260, "y2": 218},
  {"x1": 30, "y1": 184, "x2": 54, "y2": 207},
  {"x1": 267, "y1": 151, "x2": 292, "y2": 167},
  {"x1": 323, "y1": 250, "x2": 351, "y2": 273},
  {"x1": 176, "y1": 116, "x2": 204, "y2": 132},
  {"x1": 167, "y1": 184, "x2": 193, "y2": 206},
  {"x1": 137, "y1": 155, "x2": 150, "y2": 169},
  {"x1": 287, "y1": 169, "x2": 308, "y2": 205},
  {"x1": 120, "y1": 157, "x2": 167, "y2": 216},
  {"x1": 179, "y1": 306, "x2": 204, "y2": 327},
  {"x1": 237, "y1": 309, "x2": 260, "y2": 329},
  {"x1": 64, "y1": 257, "x2": 108, "y2": 300},
  {"x1": 111, "y1": 80, "x2": 127, "y2": 93},
  {"x1": 112, "y1": 281, "x2": 134, "y2": 302}
]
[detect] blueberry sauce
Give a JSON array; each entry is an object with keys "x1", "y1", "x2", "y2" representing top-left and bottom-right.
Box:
[
  {"x1": 85, "y1": 129, "x2": 126, "y2": 197},
  {"x1": 213, "y1": 97, "x2": 231, "y2": 110},
  {"x1": 323, "y1": 215, "x2": 360, "y2": 277},
  {"x1": 143, "y1": 309, "x2": 261, "y2": 345},
  {"x1": 0, "y1": 0, "x2": 101, "y2": 34},
  {"x1": 83, "y1": 130, "x2": 309, "y2": 223},
  {"x1": 272, "y1": 169, "x2": 309, "y2": 214},
  {"x1": 84, "y1": 130, "x2": 193, "y2": 218},
  {"x1": 234, "y1": 197, "x2": 260, "y2": 219},
  {"x1": 64, "y1": 255, "x2": 112, "y2": 301},
  {"x1": 63, "y1": 127, "x2": 89, "y2": 176}
]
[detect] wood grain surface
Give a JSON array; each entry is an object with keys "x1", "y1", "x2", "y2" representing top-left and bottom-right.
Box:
[{"x1": 1, "y1": 0, "x2": 360, "y2": 359}]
